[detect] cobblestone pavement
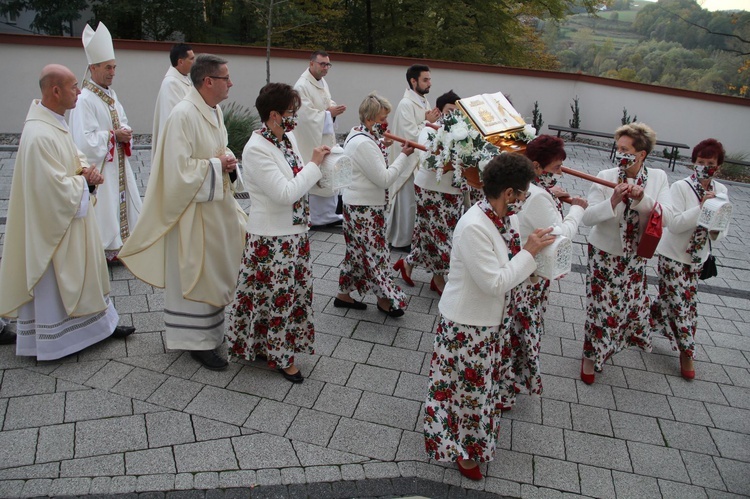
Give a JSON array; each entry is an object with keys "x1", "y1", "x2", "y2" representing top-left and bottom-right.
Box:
[{"x1": 0, "y1": 144, "x2": 749, "y2": 498}]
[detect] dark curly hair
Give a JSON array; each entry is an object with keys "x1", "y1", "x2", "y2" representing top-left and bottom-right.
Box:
[
  {"x1": 525, "y1": 135, "x2": 566, "y2": 169},
  {"x1": 482, "y1": 153, "x2": 535, "y2": 200},
  {"x1": 255, "y1": 83, "x2": 301, "y2": 122},
  {"x1": 692, "y1": 138, "x2": 725, "y2": 165}
]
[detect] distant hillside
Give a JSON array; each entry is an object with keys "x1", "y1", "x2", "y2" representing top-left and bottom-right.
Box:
[{"x1": 542, "y1": 0, "x2": 749, "y2": 98}]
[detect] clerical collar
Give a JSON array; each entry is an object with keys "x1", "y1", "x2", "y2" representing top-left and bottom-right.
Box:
[{"x1": 38, "y1": 102, "x2": 68, "y2": 129}]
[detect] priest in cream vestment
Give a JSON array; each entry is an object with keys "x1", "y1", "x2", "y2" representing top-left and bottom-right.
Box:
[
  {"x1": 119, "y1": 54, "x2": 247, "y2": 371},
  {"x1": 386, "y1": 64, "x2": 440, "y2": 249},
  {"x1": 69, "y1": 22, "x2": 142, "y2": 260},
  {"x1": 0, "y1": 64, "x2": 134, "y2": 360},
  {"x1": 293, "y1": 51, "x2": 346, "y2": 226},
  {"x1": 152, "y1": 43, "x2": 195, "y2": 152}
]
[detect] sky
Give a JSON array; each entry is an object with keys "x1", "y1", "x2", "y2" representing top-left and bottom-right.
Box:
[{"x1": 640, "y1": 0, "x2": 749, "y2": 11}]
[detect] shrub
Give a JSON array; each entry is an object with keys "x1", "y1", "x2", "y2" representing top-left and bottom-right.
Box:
[{"x1": 222, "y1": 102, "x2": 261, "y2": 157}]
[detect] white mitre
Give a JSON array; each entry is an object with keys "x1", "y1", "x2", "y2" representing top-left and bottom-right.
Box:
[{"x1": 82, "y1": 22, "x2": 115, "y2": 65}]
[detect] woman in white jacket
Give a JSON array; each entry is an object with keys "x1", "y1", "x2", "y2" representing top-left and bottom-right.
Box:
[
  {"x1": 504, "y1": 135, "x2": 588, "y2": 408},
  {"x1": 580, "y1": 123, "x2": 673, "y2": 384},
  {"x1": 227, "y1": 83, "x2": 330, "y2": 384},
  {"x1": 651, "y1": 139, "x2": 729, "y2": 379},
  {"x1": 334, "y1": 93, "x2": 417, "y2": 317},
  {"x1": 424, "y1": 153, "x2": 555, "y2": 480}
]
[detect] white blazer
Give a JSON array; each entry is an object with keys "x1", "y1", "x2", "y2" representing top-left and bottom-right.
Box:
[
  {"x1": 242, "y1": 131, "x2": 322, "y2": 237},
  {"x1": 582, "y1": 166, "x2": 673, "y2": 257},
  {"x1": 439, "y1": 204, "x2": 537, "y2": 326}
]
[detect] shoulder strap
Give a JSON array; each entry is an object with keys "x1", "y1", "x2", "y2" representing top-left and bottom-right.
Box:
[
  {"x1": 344, "y1": 132, "x2": 372, "y2": 147},
  {"x1": 684, "y1": 179, "x2": 702, "y2": 201}
]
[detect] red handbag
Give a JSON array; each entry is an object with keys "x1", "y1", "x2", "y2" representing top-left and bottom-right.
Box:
[{"x1": 636, "y1": 203, "x2": 662, "y2": 259}]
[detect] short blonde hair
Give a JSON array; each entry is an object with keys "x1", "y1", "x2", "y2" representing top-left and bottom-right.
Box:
[
  {"x1": 358, "y1": 92, "x2": 392, "y2": 123},
  {"x1": 614, "y1": 122, "x2": 657, "y2": 155}
]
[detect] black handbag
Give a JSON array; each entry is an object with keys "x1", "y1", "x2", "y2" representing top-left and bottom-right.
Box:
[{"x1": 700, "y1": 241, "x2": 718, "y2": 280}]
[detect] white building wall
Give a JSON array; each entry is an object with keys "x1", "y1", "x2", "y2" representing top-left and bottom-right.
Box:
[{"x1": 0, "y1": 38, "x2": 748, "y2": 155}]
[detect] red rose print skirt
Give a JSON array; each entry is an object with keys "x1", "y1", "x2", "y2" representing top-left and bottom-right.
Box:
[{"x1": 227, "y1": 232, "x2": 314, "y2": 368}]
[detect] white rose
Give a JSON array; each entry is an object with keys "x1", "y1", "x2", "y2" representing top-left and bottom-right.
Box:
[{"x1": 451, "y1": 122, "x2": 469, "y2": 142}]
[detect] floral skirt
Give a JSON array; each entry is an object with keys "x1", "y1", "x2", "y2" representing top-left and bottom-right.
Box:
[
  {"x1": 339, "y1": 205, "x2": 407, "y2": 310},
  {"x1": 650, "y1": 255, "x2": 700, "y2": 358},
  {"x1": 468, "y1": 187, "x2": 484, "y2": 208},
  {"x1": 424, "y1": 316, "x2": 512, "y2": 464},
  {"x1": 506, "y1": 277, "x2": 551, "y2": 401},
  {"x1": 583, "y1": 244, "x2": 652, "y2": 372},
  {"x1": 227, "y1": 233, "x2": 314, "y2": 368},
  {"x1": 406, "y1": 185, "x2": 462, "y2": 276}
]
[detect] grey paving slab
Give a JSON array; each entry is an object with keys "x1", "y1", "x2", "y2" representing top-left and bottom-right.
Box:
[
  {"x1": 705, "y1": 403, "x2": 750, "y2": 434},
  {"x1": 313, "y1": 383, "x2": 362, "y2": 417},
  {"x1": 564, "y1": 430, "x2": 632, "y2": 472},
  {"x1": 575, "y1": 380, "x2": 617, "y2": 409},
  {"x1": 570, "y1": 403, "x2": 613, "y2": 437},
  {"x1": 613, "y1": 386, "x2": 675, "y2": 419},
  {"x1": 709, "y1": 428, "x2": 750, "y2": 461},
  {"x1": 0, "y1": 463, "x2": 59, "y2": 480},
  {"x1": 3, "y1": 392, "x2": 65, "y2": 430},
  {"x1": 84, "y1": 360, "x2": 134, "y2": 390},
  {"x1": 284, "y1": 407, "x2": 340, "y2": 447},
  {"x1": 48, "y1": 477, "x2": 92, "y2": 496},
  {"x1": 511, "y1": 420, "x2": 565, "y2": 459},
  {"x1": 112, "y1": 366, "x2": 169, "y2": 400},
  {"x1": 720, "y1": 384, "x2": 750, "y2": 409},
  {"x1": 193, "y1": 416, "x2": 241, "y2": 441},
  {"x1": 174, "y1": 439, "x2": 238, "y2": 473},
  {"x1": 225, "y1": 365, "x2": 292, "y2": 401},
  {"x1": 21, "y1": 478, "x2": 52, "y2": 497},
  {"x1": 628, "y1": 441, "x2": 690, "y2": 482},
  {"x1": 658, "y1": 479, "x2": 710, "y2": 499},
  {"x1": 218, "y1": 470, "x2": 257, "y2": 488},
  {"x1": 60, "y1": 453, "x2": 124, "y2": 477},
  {"x1": 283, "y1": 377, "x2": 325, "y2": 408},
  {"x1": 146, "y1": 375, "x2": 204, "y2": 411},
  {"x1": 329, "y1": 417, "x2": 402, "y2": 461},
  {"x1": 126, "y1": 447, "x2": 176, "y2": 475},
  {"x1": 612, "y1": 471, "x2": 662, "y2": 499},
  {"x1": 51, "y1": 359, "x2": 108, "y2": 385},
  {"x1": 233, "y1": 433, "x2": 300, "y2": 469},
  {"x1": 681, "y1": 451, "x2": 728, "y2": 491},
  {"x1": 660, "y1": 419, "x2": 720, "y2": 455},
  {"x1": 579, "y1": 465, "x2": 616, "y2": 499},
  {"x1": 668, "y1": 396, "x2": 715, "y2": 426},
  {"x1": 75, "y1": 415, "x2": 149, "y2": 458},
  {"x1": 353, "y1": 391, "x2": 421, "y2": 430},
  {"x1": 667, "y1": 377, "x2": 730, "y2": 405},
  {"x1": 65, "y1": 388, "x2": 133, "y2": 422},
  {"x1": 36, "y1": 423, "x2": 75, "y2": 463},
  {"x1": 137, "y1": 473, "x2": 175, "y2": 492},
  {"x1": 184, "y1": 385, "x2": 259, "y2": 426},
  {"x1": 367, "y1": 344, "x2": 425, "y2": 374},
  {"x1": 541, "y1": 398, "x2": 572, "y2": 429},
  {"x1": 502, "y1": 394, "x2": 543, "y2": 424},
  {"x1": 0, "y1": 368, "x2": 56, "y2": 397},
  {"x1": 331, "y1": 337, "x2": 373, "y2": 363},
  {"x1": 609, "y1": 411, "x2": 664, "y2": 445},
  {"x1": 713, "y1": 456, "x2": 750, "y2": 495},
  {"x1": 146, "y1": 410, "x2": 195, "y2": 448},
  {"x1": 533, "y1": 456, "x2": 580, "y2": 493},
  {"x1": 486, "y1": 449, "x2": 534, "y2": 484},
  {"x1": 244, "y1": 398, "x2": 299, "y2": 436},
  {"x1": 347, "y1": 363, "x2": 400, "y2": 395},
  {"x1": 0, "y1": 428, "x2": 37, "y2": 469}
]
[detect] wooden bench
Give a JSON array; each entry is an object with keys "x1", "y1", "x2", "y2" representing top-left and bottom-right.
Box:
[{"x1": 547, "y1": 124, "x2": 689, "y2": 171}]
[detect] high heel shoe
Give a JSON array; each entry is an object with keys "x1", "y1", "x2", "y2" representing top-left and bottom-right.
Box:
[
  {"x1": 580, "y1": 358, "x2": 595, "y2": 385},
  {"x1": 429, "y1": 278, "x2": 443, "y2": 296},
  {"x1": 393, "y1": 259, "x2": 414, "y2": 287},
  {"x1": 680, "y1": 352, "x2": 695, "y2": 380},
  {"x1": 457, "y1": 458, "x2": 483, "y2": 481}
]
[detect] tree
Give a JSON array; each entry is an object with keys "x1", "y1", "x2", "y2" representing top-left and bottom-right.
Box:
[{"x1": 0, "y1": 0, "x2": 88, "y2": 36}]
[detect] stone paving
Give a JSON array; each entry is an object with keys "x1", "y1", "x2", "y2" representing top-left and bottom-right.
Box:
[{"x1": 0, "y1": 144, "x2": 749, "y2": 498}]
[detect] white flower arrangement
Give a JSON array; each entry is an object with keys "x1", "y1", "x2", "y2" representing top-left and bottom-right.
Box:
[{"x1": 422, "y1": 111, "x2": 537, "y2": 186}]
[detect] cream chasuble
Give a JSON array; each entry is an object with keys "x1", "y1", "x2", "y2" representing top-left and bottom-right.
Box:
[
  {"x1": 386, "y1": 89, "x2": 429, "y2": 247},
  {"x1": 119, "y1": 87, "x2": 247, "y2": 350},
  {"x1": 69, "y1": 82, "x2": 142, "y2": 254},
  {"x1": 152, "y1": 66, "x2": 193, "y2": 152},
  {"x1": 0, "y1": 101, "x2": 118, "y2": 359}
]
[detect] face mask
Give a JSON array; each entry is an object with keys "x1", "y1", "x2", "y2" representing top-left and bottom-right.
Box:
[
  {"x1": 506, "y1": 195, "x2": 526, "y2": 216},
  {"x1": 615, "y1": 152, "x2": 637, "y2": 170},
  {"x1": 371, "y1": 121, "x2": 388, "y2": 138},
  {"x1": 280, "y1": 115, "x2": 297, "y2": 133},
  {"x1": 536, "y1": 171, "x2": 559, "y2": 189},
  {"x1": 694, "y1": 164, "x2": 718, "y2": 180}
]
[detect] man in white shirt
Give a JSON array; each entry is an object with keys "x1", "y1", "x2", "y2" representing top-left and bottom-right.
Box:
[
  {"x1": 386, "y1": 64, "x2": 440, "y2": 250},
  {"x1": 69, "y1": 22, "x2": 142, "y2": 261},
  {"x1": 293, "y1": 50, "x2": 346, "y2": 227},
  {"x1": 152, "y1": 43, "x2": 195, "y2": 151},
  {"x1": 0, "y1": 64, "x2": 134, "y2": 360}
]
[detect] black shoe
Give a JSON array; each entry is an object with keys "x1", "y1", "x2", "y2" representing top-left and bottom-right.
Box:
[
  {"x1": 391, "y1": 244, "x2": 411, "y2": 253},
  {"x1": 190, "y1": 349, "x2": 229, "y2": 371},
  {"x1": 377, "y1": 303, "x2": 405, "y2": 318},
  {"x1": 0, "y1": 325, "x2": 17, "y2": 345},
  {"x1": 326, "y1": 219, "x2": 343, "y2": 227},
  {"x1": 277, "y1": 367, "x2": 304, "y2": 383},
  {"x1": 111, "y1": 325, "x2": 135, "y2": 338},
  {"x1": 333, "y1": 297, "x2": 367, "y2": 310}
]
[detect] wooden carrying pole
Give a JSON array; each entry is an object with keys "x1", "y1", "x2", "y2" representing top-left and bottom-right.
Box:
[
  {"x1": 384, "y1": 131, "x2": 428, "y2": 151},
  {"x1": 561, "y1": 166, "x2": 617, "y2": 189}
]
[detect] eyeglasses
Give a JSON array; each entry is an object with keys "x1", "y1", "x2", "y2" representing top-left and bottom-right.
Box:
[
  {"x1": 207, "y1": 75, "x2": 230, "y2": 81},
  {"x1": 316, "y1": 62, "x2": 333, "y2": 68}
]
